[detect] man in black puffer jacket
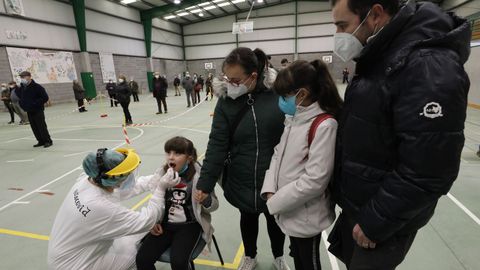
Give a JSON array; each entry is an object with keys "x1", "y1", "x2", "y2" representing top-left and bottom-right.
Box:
[{"x1": 328, "y1": 0, "x2": 470, "y2": 269}]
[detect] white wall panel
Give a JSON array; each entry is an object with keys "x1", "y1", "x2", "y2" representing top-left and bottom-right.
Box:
[
  {"x1": 183, "y1": 16, "x2": 235, "y2": 35},
  {"x1": 86, "y1": 10, "x2": 144, "y2": 39},
  {"x1": 297, "y1": 36, "x2": 333, "y2": 53},
  {"x1": 153, "y1": 18, "x2": 181, "y2": 33},
  {"x1": 22, "y1": 0, "x2": 75, "y2": 26},
  {"x1": 153, "y1": 28, "x2": 182, "y2": 46},
  {"x1": 298, "y1": 24, "x2": 335, "y2": 37},
  {"x1": 298, "y1": 12, "x2": 332, "y2": 25},
  {"x1": 238, "y1": 27, "x2": 294, "y2": 42},
  {"x1": 85, "y1": 0, "x2": 140, "y2": 21},
  {"x1": 297, "y1": 1, "x2": 331, "y2": 13},
  {"x1": 0, "y1": 17, "x2": 79, "y2": 50},
  {"x1": 251, "y1": 15, "x2": 294, "y2": 29},
  {"x1": 185, "y1": 44, "x2": 237, "y2": 59},
  {"x1": 237, "y1": 2, "x2": 294, "y2": 19},
  {"x1": 152, "y1": 44, "x2": 183, "y2": 60},
  {"x1": 184, "y1": 33, "x2": 235, "y2": 46},
  {"x1": 87, "y1": 32, "x2": 145, "y2": 57},
  {"x1": 239, "y1": 40, "x2": 294, "y2": 55}
]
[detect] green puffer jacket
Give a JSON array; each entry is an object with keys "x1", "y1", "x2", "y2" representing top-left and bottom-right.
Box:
[{"x1": 198, "y1": 83, "x2": 285, "y2": 213}]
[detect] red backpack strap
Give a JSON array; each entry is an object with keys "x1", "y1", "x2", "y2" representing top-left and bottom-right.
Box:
[{"x1": 308, "y1": 113, "x2": 334, "y2": 148}]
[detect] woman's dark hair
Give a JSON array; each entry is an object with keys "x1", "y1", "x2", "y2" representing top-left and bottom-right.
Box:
[
  {"x1": 222, "y1": 47, "x2": 269, "y2": 85},
  {"x1": 331, "y1": 0, "x2": 400, "y2": 21},
  {"x1": 273, "y1": 60, "x2": 343, "y2": 117},
  {"x1": 163, "y1": 136, "x2": 198, "y2": 181}
]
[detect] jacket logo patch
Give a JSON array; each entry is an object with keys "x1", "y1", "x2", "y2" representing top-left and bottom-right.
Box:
[{"x1": 420, "y1": 102, "x2": 443, "y2": 119}]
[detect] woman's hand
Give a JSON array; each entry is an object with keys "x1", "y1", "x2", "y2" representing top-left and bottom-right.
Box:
[{"x1": 150, "y1": 224, "x2": 163, "y2": 236}]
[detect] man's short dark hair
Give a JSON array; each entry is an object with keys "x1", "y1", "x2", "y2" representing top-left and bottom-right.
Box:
[
  {"x1": 281, "y1": 58, "x2": 289, "y2": 64},
  {"x1": 331, "y1": 0, "x2": 400, "y2": 20}
]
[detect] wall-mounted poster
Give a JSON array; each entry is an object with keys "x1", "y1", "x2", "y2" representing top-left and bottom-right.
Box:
[
  {"x1": 4, "y1": 0, "x2": 25, "y2": 16},
  {"x1": 6, "y1": 47, "x2": 78, "y2": 84},
  {"x1": 322, "y1": 55, "x2": 333, "y2": 64},
  {"x1": 99, "y1": 52, "x2": 117, "y2": 83},
  {"x1": 232, "y1": 21, "x2": 254, "y2": 34}
]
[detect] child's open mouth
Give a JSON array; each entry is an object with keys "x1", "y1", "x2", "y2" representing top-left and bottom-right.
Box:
[{"x1": 169, "y1": 162, "x2": 176, "y2": 169}]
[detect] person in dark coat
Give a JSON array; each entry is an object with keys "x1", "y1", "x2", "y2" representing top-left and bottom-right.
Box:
[
  {"x1": 194, "y1": 48, "x2": 289, "y2": 270},
  {"x1": 342, "y1": 68, "x2": 350, "y2": 84},
  {"x1": 182, "y1": 73, "x2": 194, "y2": 108},
  {"x1": 152, "y1": 72, "x2": 168, "y2": 114},
  {"x1": 129, "y1": 78, "x2": 139, "y2": 102},
  {"x1": 115, "y1": 75, "x2": 133, "y2": 124},
  {"x1": 106, "y1": 79, "x2": 117, "y2": 107},
  {"x1": 173, "y1": 75, "x2": 181, "y2": 96},
  {"x1": 72, "y1": 80, "x2": 87, "y2": 112},
  {"x1": 19, "y1": 71, "x2": 53, "y2": 148},
  {"x1": 328, "y1": 0, "x2": 471, "y2": 269},
  {"x1": 1, "y1": 83, "x2": 15, "y2": 124}
]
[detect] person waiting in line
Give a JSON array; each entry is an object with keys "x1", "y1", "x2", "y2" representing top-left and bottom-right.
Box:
[
  {"x1": 136, "y1": 136, "x2": 219, "y2": 270},
  {"x1": 280, "y1": 58, "x2": 289, "y2": 69},
  {"x1": 47, "y1": 148, "x2": 181, "y2": 270},
  {"x1": 115, "y1": 75, "x2": 133, "y2": 125},
  {"x1": 193, "y1": 80, "x2": 202, "y2": 106},
  {"x1": 342, "y1": 68, "x2": 350, "y2": 84},
  {"x1": 328, "y1": 0, "x2": 470, "y2": 269},
  {"x1": 182, "y1": 72, "x2": 194, "y2": 108},
  {"x1": 173, "y1": 75, "x2": 181, "y2": 96},
  {"x1": 152, "y1": 72, "x2": 168, "y2": 114},
  {"x1": 195, "y1": 47, "x2": 290, "y2": 270},
  {"x1": 197, "y1": 75, "x2": 205, "y2": 91},
  {"x1": 205, "y1": 73, "x2": 213, "y2": 101},
  {"x1": 72, "y1": 80, "x2": 87, "y2": 113},
  {"x1": 19, "y1": 71, "x2": 53, "y2": 148},
  {"x1": 1, "y1": 83, "x2": 15, "y2": 124},
  {"x1": 262, "y1": 60, "x2": 343, "y2": 270},
  {"x1": 8, "y1": 81, "x2": 28, "y2": 125},
  {"x1": 106, "y1": 79, "x2": 117, "y2": 107},
  {"x1": 129, "y1": 78, "x2": 140, "y2": 102}
]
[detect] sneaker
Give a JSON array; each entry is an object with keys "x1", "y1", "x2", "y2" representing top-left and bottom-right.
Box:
[
  {"x1": 273, "y1": 256, "x2": 290, "y2": 270},
  {"x1": 238, "y1": 256, "x2": 256, "y2": 270},
  {"x1": 44, "y1": 142, "x2": 53, "y2": 148},
  {"x1": 156, "y1": 112, "x2": 162, "y2": 115}
]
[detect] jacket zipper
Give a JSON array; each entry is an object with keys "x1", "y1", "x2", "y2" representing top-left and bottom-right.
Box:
[{"x1": 248, "y1": 94, "x2": 259, "y2": 211}]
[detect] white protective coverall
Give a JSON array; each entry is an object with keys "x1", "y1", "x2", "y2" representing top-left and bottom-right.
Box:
[{"x1": 48, "y1": 172, "x2": 164, "y2": 270}]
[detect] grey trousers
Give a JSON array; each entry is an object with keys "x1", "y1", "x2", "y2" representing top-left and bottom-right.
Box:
[{"x1": 11, "y1": 101, "x2": 28, "y2": 123}]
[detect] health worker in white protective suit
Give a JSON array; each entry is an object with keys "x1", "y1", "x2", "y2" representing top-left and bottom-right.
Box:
[{"x1": 47, "y1": 148, "x2": 181, "y2": 270}]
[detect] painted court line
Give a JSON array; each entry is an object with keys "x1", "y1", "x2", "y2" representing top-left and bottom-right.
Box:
[
  {"x1": 6, "y1": 159, "x2": 34, "y2": 163},
  {"x1": 322, "y1": 231, "x2": 340, "y2": 270},
  {"x1": 447, "y1": 193, "x2": 480, "y2": 226},
  {"x1": 64, "y1": 151, "x2": 91, "y2": 157},
  {"x1": 11, "y1": 201, "x2": 30, "y2": 205}
]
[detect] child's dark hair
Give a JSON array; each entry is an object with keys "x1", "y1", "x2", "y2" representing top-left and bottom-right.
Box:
[
  {"x1": 273, "y1": 60, "x2": 343, "y2": 117},
  {"x1": 222, "y1": 47, "x2": 269, "y2": 87},
  {"x1": 163, "y1": 136, "x2": 198, "y2": 181}
]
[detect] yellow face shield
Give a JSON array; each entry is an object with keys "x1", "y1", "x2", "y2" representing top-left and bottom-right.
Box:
[{"x1": 104, "y1": 148, "x2": 141, "y2": 179}]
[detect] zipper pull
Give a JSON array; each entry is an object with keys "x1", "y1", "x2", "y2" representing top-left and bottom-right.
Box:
[{"x1": 247, "y1": 94, "x2": 254, "y2": 105}]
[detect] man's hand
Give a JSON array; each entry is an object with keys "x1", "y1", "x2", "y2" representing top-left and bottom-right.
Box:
[
  {"x1": 352, "y1": 224, "x2": 376, "y2": 249},
  {"x1": 150, "y1": 224, "x2": 163, "y2": 236},
  {"x1": 194, "y1": 190, "x2": 209, "y2": 203}
]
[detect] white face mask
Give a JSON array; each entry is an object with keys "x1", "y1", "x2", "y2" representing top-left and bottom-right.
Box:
[
  {"x1": 155, "y1": 75, "x2": 159, "y2": 78},
  {"x1": 227, "y1": 83, "x2": 249, "y2": 100},
  {"x1": 1, "y1": 87, "x2": 6, "y2": 90},
  {"x1": 118, "y1": 79, "x2": 124, "y2": 83},
  {"x1": 334, "y1": 9, "x2": 372, "y2": 62},
  {"x1": 21, "y1": 79, "x2": 29, "y2": 85},
  {"x1": 263, "y1": 67, "x2": 278, "y2": 89}
]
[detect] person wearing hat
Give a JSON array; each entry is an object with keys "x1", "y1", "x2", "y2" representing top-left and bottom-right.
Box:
[
  {"x1": 18, "y1": 71, "x2": 53, "y2": 148},
  {"x1": 48, "y1": 148, "x2": 181, "y2": 270}
]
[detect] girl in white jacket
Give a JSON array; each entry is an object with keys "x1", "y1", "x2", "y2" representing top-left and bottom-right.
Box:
[
  {"x1": 261, "y1": 60, "x2": 343, "y2": 270},
  {"x1": 136, "y1": 136, "x2": 218, "y2": 270},
  {"x1": 48, "y1": 148, "x2": 180, "y2": 270}
]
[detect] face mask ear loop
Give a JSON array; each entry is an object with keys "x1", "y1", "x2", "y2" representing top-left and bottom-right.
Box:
[{"x1": 352, "y1": 9, "x2": 373, "y2": 37}]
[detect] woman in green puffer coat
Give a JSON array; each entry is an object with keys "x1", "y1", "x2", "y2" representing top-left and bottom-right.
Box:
[{"x1": 195, "y1": 48, "x2": 290, "y2": 270}]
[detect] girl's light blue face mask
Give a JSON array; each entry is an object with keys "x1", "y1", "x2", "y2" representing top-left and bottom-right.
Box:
[{"x1": 278, "y1": 90, "x2": 304, "y2": 116}]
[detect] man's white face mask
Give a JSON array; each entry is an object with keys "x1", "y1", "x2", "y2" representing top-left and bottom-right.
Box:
[{"x1": 334, "y1": 9, "x2": 374, "y2": 62}]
